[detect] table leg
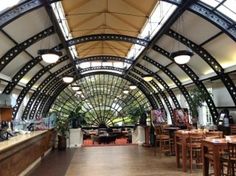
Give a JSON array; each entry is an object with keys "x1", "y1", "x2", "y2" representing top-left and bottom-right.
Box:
[
  {"x1": 202, "y1": 145, "x2": 209, "y2": 176},
  {"x1": 175, "y1": 136, "x2": 180, "y2": 168},
  {"x1": 182, "y1": 141, "x2": 187, "y2": 172},
  {"x1": 213, "y1": 147, "x2": 221, "y2": 176}
]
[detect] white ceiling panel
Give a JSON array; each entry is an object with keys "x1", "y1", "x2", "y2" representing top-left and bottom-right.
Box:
[
  {"x1": 157, "y1": 71, "x2": 174, "y2": 87},
  {"x1": 138, "y1": 59, "x2": 159, "y2": 72},
  {"x1": 19, "y1": 65, "x2": 43, "y2": 85},
  {"x1": 3, "y1": 8, "x2": 51, "y2": 43},
  {"x1": 187, "y1": 53, "x2": 215, "y2": 76},
  {"x1": 50, "y1": 61, "x2": 68, "y2": 73},
  {"x1": 152, "y1": 79, "x2": 164, "y2": 90},
  {"x1": 0, "y1": 32, "x2": 15, "y2": 58},
  {"x1": 171, "y1": 11, "x2": 221, "y2": 45},
  {"x1": 146, "y1": 49, "x2": 172, "y2": 66},
  {"x1": 203, "y1": 34, "x2": 236, "y2": 69},
  {"x1": 1, "y1": 52, "x2": 31, "y2": 77},
  {"x1": 167, "y1": 64, "x2": 191, "y2": 83},
  {"x1": 26, "y1": 33, "x2": 61, "y2": 57}
]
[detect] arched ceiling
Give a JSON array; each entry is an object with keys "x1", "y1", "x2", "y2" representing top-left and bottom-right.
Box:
[
  {"x1": 52, "y1": 74, "x2": 151, "y2": 127},
  {"x1": 0, "y1": 0, "x2": 236, "y2": 125}
]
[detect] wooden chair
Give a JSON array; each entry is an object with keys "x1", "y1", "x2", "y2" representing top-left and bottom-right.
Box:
[
  {"x1": 155, "y1": 125, "x2": 171, "y2": 154},
  {"x1": 221, "y1": 142, "x2": 236, "y2": 176},
  {"x1": 230, "y1": 125, "x2": 236, "y2": 135},
  {"x1": 205, "y1": 131, "x2": 223, "y2": 139},
  {"x1": 187, "y1": 132, "x2": 204, "y2": 173}
]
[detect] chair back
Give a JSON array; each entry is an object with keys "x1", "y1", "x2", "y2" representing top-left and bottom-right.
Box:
[
  {"x1": 228, "y1": 142, "x2": 236, "y2": 159},
  {"x1": 230, "y1": 125, "x2": 236, "y2": 135},
  {"x1": 188, "y1": 132, "x2": 204, "y2": 146}
]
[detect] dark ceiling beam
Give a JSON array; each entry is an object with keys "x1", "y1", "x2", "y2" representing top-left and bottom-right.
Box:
[
  {"x1": 167, "y1": 29, "x2": 236, "y2": 106},
  {"x1": 30, "y1": 67, "x2": 75, "y2": 119},
  {"x1": 0, "y1": 26, "x2": 55, "y2": 72},
  {"x1": 65, "y1": 34, "x2": 148, "y2": 47},
  {"x1": 22, "y1": 64, "x2": 73, "y2": 119},
  {"x1": 12, "y1": 56, "x2": 69, "y2": 119},
  {"x1": 130, "y1": 68, "x2": 174, "y2": 119},
  {"x1": 40, "y1": 72, "x2": 160, "y2": 117},
  {"x1": 189, "y1": 2, "x2": 236, "y2": 42},
  {"x1": 76, "y1": 55, "x2": 133, "y2": 64},
  {"x1": 146, "y1": 46, "x2": 218, "y2": 123},
  {"x1": 43, "y1": 2, "x2": 80, "y2": 79}
]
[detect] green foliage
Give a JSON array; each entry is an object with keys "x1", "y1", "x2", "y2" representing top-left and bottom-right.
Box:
[
  {"x1": 127, "y1": 106, "x2": 146, "y2": 124},
  {"x1": 189, "y1": 88, "x2": 210, "y2": 118},
  {"x1": 68, "y1": 106, "x2": 87, "y2": 126},
  {"x1": 55, "y1": 115, "x2": 70, "y2": 137}
]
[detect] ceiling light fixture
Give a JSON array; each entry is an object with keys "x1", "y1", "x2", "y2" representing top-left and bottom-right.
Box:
[
  {"x1": 62, "y1": 76, "x2": 74, "y2": 83},
  {"x1": 171, "y1": 50, "x2": 193, "y2": 65},
  {"x1": 142, "y1": 74, "x2": 153, "y2": 82},
  {"x1": 71, "y1": 86, "x2": 80, "y2": 91},
  {"x1": 123, "y1": 90, "x2": 129, "y2": 94},
  {"x1": 129, "y1": 85, "x2": 137, "y2": 90},
  {"x1": 38, "y1": 49, "x2": 62, "y2": 64},
  {"x1": 170, "y1": 15, "x2": 193, "y2": 65}
]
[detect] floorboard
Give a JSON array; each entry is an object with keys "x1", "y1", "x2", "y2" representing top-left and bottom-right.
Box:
[{"x1": 29, "y1": 146, "x2": 203, "y2": 176}]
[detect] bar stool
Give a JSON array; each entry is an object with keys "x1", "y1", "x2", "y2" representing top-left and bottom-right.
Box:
[{"x1": 187, "y1": 132, "x2": 204, "y2": 173}]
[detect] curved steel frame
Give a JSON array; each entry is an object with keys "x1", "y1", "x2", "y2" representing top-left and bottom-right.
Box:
[
  {"x1": 167, "y1": 29, "x2": 236, "y2": 105},
  {"x1": 77, "y1": 55, "x2": 133, "y2": 64}
]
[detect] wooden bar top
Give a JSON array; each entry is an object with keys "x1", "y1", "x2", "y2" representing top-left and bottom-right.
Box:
[{"x1": 0, "y1": 130, "x2": 47, "y2": 153}]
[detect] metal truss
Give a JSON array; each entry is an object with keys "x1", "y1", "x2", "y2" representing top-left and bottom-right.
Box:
[
  {"x1": 39, "y1": 72, "x2": 159, "y2": 119},
  {"x1": 0, "y1": 26, "x2": 55, "y2": 72},
  {"x1": 130, "y1": 68, "x2": 174, "y2": 119},
  {"x1": 65, "y1": 34, "x2": 148, "y2": 48},
  {"x1": 167, "y1": 29, "x2": 236, "y2": 106},
  {"x1": 151, "y1": 45, "x2": 219, "y2": 122},
  {"x1": 29, "y1": 69, "x2": 75, "y2": 119},
  {"x1": 76, "y1": 55, "x2": 133, "y2": 64},
  {"x1": 189, "y1": 2, "x2": 236, "y2": 41}
]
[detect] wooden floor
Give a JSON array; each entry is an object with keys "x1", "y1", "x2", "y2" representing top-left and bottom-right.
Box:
[{"x1": 29, "y1": 146, "x2": 203, "y2": 176}]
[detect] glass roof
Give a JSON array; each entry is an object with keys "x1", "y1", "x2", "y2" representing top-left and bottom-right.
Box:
[
  {"x1": 51, "y1": 74, "x2": 151, "y2": 127},
  {"x1": 200, "y1": 0, "x2": 236, "y2": 21}
]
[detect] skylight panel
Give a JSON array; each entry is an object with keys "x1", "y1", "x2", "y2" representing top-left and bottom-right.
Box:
[
  {"x1": 126, "y1": 1, "x2": 177, "y2": 61},
  {"x1": 79, "y1": 62, "x2": 90, "y2": 68},
  {"x1": 91, "y1": 62, "x2": 102, "y2": 67},
  {"x1": 0, "y1": 0, "x2": 21, "y2": 13},
  {"x1": 200, "y1": 0, "x2": 222, "y2": 8}
]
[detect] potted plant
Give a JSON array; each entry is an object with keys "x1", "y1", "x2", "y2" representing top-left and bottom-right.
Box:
[
  {"x1": 128, "y1": 106, "x2": 147, "y2": 126},
  {"x1": 189, "y1": 87, "x2": 210, "y2": 127},
  {"x1": 55, "y1": 115, "x2": 70, "y2": 150},
  {"x1": 68, "y1": 106, "x2": 86, "y2": 128}
]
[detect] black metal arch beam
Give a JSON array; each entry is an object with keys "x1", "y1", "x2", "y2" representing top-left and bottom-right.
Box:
[
  {"x1": 136, "y1": 63, "x2": 182, "y2": 109},
  {"x1": 32, "y1": 69, "x2": 158, "y2": 119},
  {"x1": 79, "y1": 66, "x2": 125, "y2": 74},
  {"x1": 139, "y1": 57, "x2": 193, "y2": 113},
  {"x1": 151, "y1": 45, "x2": 218, "y2": 122},
  {"x1": 65, "y1": 34, "x2": 148, "y2": 48},
  {"x1": 12, "y1": 56, "x2": 70, "y2": 119},
  {"x1": 29, "y1": 68, "x2": 75, "y2": 119},
  {"x1": 0, "y1": 26, "x2": 55, "y2": 72},
  {"x1": 40, "y1": 71, "x2": 159, "y2": 118},
  {"x1": 189, "y1": 2, "x2": 236, "y2": 42},
  {"x1": 21, "y1": 64, "x2": 73, "y2": 119},
  {"x1": 77, "y1": 55, "x2": 133, "y2": 64},
  {"x1": 167, "y1": 29, "x2": 236, "y2": 105},
  {"x1": 130, "y1": 68, "x2": 174, "y2": 119}
]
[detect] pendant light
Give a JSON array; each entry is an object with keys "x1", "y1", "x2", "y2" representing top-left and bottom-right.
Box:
[
  {"x1": 38, "y1": 49, "x2": 62, "y2": 63},
  {"x1": 62, "y1": 76, "x2": 74, "y2": 83},
  {"x1": 129, "y1": 85, "x2": 137, "y2": 90},
  {"x1": 142, "y1": 74, "x2": 153, "y2": 82}
]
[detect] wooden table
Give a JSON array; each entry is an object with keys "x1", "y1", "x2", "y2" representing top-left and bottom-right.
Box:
[
  {"x1": 163, "y1": 127, "x2": 180, "y2": 155},
  {"x1": 175, "y1": 130, "x2": 190, "y2": 172},
  {"x1": 202, "y1": 138, "x2": 236, "y2": 176}
]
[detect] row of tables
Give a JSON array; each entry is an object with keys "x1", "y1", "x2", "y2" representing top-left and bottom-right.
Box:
[{"x1": 163, "y1": 128, "x2": 236, "y2": 176}]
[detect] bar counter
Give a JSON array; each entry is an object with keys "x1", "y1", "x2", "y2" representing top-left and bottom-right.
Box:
[{"x1": 0, "y1": 129, "x2": 55, "y2": 176}]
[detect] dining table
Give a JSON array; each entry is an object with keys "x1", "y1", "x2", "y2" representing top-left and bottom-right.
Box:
[
  {"x1": 202, "y1": 137, "x2": 236, "y2": 176},
  {"x1": 163, "y1": 126, "x2": 180, "y2": 155}
]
